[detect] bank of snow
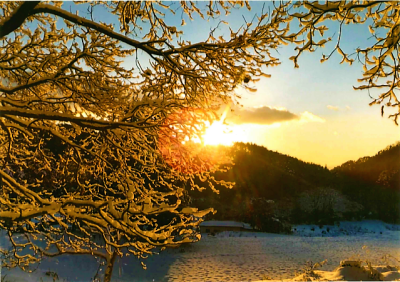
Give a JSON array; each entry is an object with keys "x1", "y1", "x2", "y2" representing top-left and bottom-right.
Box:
[{"x1": 281, "y1": 261, "x2": 400, "y2": 281}]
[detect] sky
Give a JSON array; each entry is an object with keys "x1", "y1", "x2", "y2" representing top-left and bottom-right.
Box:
[
  {"x1": 180, "y1": 1, "x2": 399, "y2": 168},
  {"x1": 66, "y1": 2, "x2": 399, "y2": 168}
]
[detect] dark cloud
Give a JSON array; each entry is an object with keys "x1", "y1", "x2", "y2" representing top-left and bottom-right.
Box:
[{"x1": 226, "y1": 106, "x2": 299, "y2": 125}]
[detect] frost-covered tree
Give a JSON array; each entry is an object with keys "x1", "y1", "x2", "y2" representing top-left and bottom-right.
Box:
[
  {"x1": 0, "y1": 1, "x2": 282, "y2": 281},
  {"x1": 1, "y1": 1, "x2": 399, "y2": 281}
]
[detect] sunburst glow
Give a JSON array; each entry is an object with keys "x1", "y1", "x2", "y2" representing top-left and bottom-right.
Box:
[
  {"x1": 202, "y1": 105, "x2": 239, "y2": 146},
  {"x1": 203, "y1": 121, "x2": 234, "y2": 146}
]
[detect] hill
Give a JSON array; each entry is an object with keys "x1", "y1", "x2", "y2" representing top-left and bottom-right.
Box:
[
  {"x1": 334, "y1": 142, "x2": 400, "y2": 192},
  {"x1": 190, "y1": 141, "x2": 400, "y2": 231},
  {"x1": 332, "y1": 142, "x2": 400, "y2": 223}
]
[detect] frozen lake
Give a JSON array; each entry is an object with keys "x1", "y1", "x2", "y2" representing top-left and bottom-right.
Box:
[{"x1": 1, "y1": 221, "x2": 400, "y2": 281}]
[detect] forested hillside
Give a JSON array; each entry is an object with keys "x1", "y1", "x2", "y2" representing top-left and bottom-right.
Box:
[
  {"x1": 190, "y1": 142, "x2": 400, "y2": 232},
  {"x1": 334, "y1": 142, "x2": 400, "y2": 192},
  {"x1": 333, "y1": 142, "x2": 400, "y2": 224}
]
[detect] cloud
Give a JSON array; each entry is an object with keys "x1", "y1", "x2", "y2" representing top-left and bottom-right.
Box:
[
  {"x1": 327, "y1": 105, "x2": 339, "y2": 111},
  {"x1": 227, "y1": 106, "x2": 299, "y2": 125},
  {"x1": 326, "y1": 105, "x2": 352, "y2": 111},
  {"x1": 299, "y1": 111, "x2": 326, "y2": 123}
]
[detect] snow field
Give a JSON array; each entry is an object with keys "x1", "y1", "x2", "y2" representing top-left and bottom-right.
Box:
[
  {"x1": 1, "y1": 220, "x2": 399, "y2": 281},
  {"x1": 162, "y1": 231, "x2": 399, "y2": 281}
]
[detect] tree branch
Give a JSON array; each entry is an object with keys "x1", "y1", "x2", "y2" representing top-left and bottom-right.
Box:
[
  {"x1": 1, "y1": 106, "x2": 158, "y2": 129},
  {"x1": 31, "y1": 4, "x2": 241, "y2": 57},
  {"x1": 32, "y1": 4, "x2": 162, "y2": 56},
  {"x1": 0, "y1": 1, "x2": 40, "y2": 39}
]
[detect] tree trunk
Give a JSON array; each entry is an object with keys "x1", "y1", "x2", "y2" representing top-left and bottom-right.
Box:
[{"x1": 103, "y1": 251, "x2": 118, "y2": 282}]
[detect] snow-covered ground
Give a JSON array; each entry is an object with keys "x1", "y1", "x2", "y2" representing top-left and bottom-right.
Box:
[{"x1": 1, "y1": 220, "x2": 400, "y2": 281}]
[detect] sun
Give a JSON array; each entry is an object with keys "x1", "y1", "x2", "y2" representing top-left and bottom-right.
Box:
[
  {"x1": 201, "y1": 104, "x2": 238, "y2": 146},
  {"x1": 202, "y1": 121, "x2": 235, "y2": 146}
]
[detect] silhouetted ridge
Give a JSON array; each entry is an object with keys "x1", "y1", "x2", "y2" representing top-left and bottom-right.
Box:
[
  {"x1": 334, "y1": 141, "x2": 400, "y2": 191},
  {"x1": 190, "y1": 141, "x2": 400, "y2": 228}
]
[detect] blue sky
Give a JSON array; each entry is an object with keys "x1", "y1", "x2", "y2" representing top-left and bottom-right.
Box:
[{"x1": 64, "y1": 1, "x2": 399, "y2": 168}]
